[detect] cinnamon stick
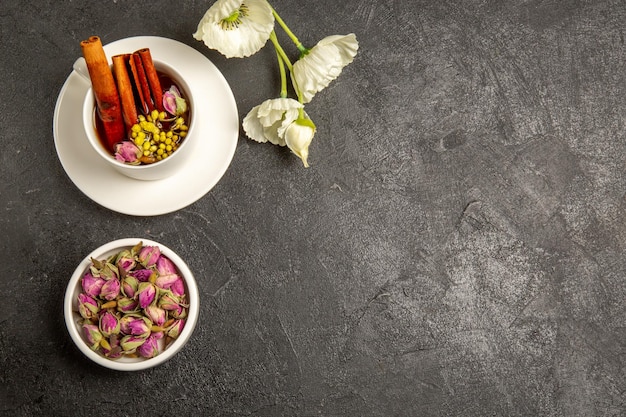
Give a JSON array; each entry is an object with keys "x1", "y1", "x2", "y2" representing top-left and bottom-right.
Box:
[
  {"x1": 80, "y1": 36, "x2": 125, "y2": 152},
  {"x1": 112, "y1": 54, "x2": 138, "y2": 133},
  {"x1": 130, "y1": 53, "x2": 153, "y2": 114},
  {"x1": 136, "y1": 48, "x2": 164, "y2": 112}
]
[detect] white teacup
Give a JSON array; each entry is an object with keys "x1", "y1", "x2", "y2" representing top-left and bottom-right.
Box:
[{"x1": 74, "y1": 57, "x2": 196, "y2": 181}]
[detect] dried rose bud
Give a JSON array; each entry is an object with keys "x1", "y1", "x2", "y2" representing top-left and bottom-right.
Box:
[
  {"x1": 99, "y1": 262, "x2": 119, "y2": 281},
  {"x1": 158, "y1": 291, "x2": 182, "y2": 311},
  {"x1": 100, "y1": 278, "x2": 121, "y2": 301},
  {"x1": 156, "y1": 256, "x2": 185, "y2": 296},
  {"x1": 166, "y1": 319, "x2": 185, "y2": 339},
  {"x1": 171, "y1": 305, "x2": 188, "y2": 319},
  {"x1": 102, "y1": 334, "x2": 123, "y2": 359},
  {"x1": 121, "y1": 276, "x2": 139, "y2": 298},
  {"x1": 157, "y1": 254, "x2": 176, "y2": 273},
  {"x1": 155, "y1": 273, "x2": 179, "y2": 292},
  {"x1": 117, "y1": 297, "x2": 139, "y2": 314},
  {"x1": 137, "y1": 332, "x2": 163, "y2": 358},
  {"x1": 114, "y1": 141, "x2": 141, "y2": 164},
  {"x1": 120, "y1": 335, "x2": 147, "y2": 353},
  {"x1": 77, "y1": 293, "x2": 100, "y2": 320},
  {"x1": 99, "y1": 311, "x2": 120, "y2": 337},
  {"x1": 116, "y1": 250, "x2": 137, "y2": 273},
  {"x1": 144, "y1": 305, "x2": 167, "y2": 327},
  {"x1": 89, "y1": 264, "x2": 101, "y2": 278},
  {"x1": 156, "y1": 255, "x2": 179, "y2": 279},
  {"x1": 81, "y1": 272, "x2": 105, "y2": 298},
  {"x1": 128, "y1": 269, "x2": 153, "y2": 282},
  {"x1": 138, "y1": 246, "x2": 161, "y2": 268},
  {"x1": 82, "y1": 323, "x2": 103, "y2": 350},
  {"x1": 119, "y1": 315, "x2": 151, "y2": 337},
  {"x1": 137, "y1": 282, "x2": 157, "y2": 308},
  {"x1": 155, "y1": 269, "x2": 185, "y2": 297},
  {"x1": 163, "y1": 85, "x2": 187, "y2": 116},
  {"x1": 160, "y1": 292, "x2": 188, "y2": 319},
  {"x1": 170, "y1": 277, "x2": 185, "y2": 297}
]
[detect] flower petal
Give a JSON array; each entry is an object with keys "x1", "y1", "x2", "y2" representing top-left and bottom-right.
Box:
[
  {"x1": 242, "y1": 104, "x2": 268, "y2": 143},
  {"x1": 193, "y1": 0, "x2": 275, "y2": 58},
  {"x1": 292, "y1": 33, "x2": 359, "y2": 103},
  {"x1": 243, "y1": 98, "x2": 303, "y2": 146}
]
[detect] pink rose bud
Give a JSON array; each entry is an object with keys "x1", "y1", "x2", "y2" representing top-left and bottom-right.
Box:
[
  {"x1": 155, "y1": 274, "x2": 178, "y2": 291},
  {"x1": 77, "y1": 293, "x2": 100, "y2": 319},
  {"x1": 171, "y1": 305, "x2": 188, "y2": 319},
  {"x1": 120, "y1": 335, "x2": 147, "y2": 353},
  {"x1": 119, "y1": 315, "x2": 151, "y2": 337},
  {"x1": 114, "y1": 141, "x2": 141, "y2": 163},
  {"x1": 138, "y1": 332, "x2": 163, "y2": 358},
  {"x1": 117, "y1": 297, "x2": 139, "y2": 314},
  {"x1": 129, "y1": 269, "x2": 153, "y2": 282},
  {"x1": 163, "y1": 85, "x2": 187, "y2": 116},
  {"x1": 156, "y1": 255, "x2": 178, "y2": 278},
  {"x1": 155, "y1": 259, "x2": 185, "y2": 297},
  {"x1": 122, "y1": 276, "x2": 139, "y2": 298},
  {"x1": 116, "y1": 250, "x2": 137, "y2": 273},
  {"x1": 167, "y1": 319, "x2": 185, "y2": 339},
  {"x1": 102, "y1": 334, "x2": 123, "y2": 359},
  {"x1": 158, "y1": 291, "x2": 181, "y2": 311},
  {"x1": 100, "y1": 278, "x2": 121, "y2": 301},
  {"x1": 138, "y1": 246, "x2": 161, "y2": 267},
  {"x1": 170, "y1": 277, "x2": 185, "y2": 297},
  {"x1": 99, "y1": 311, "x2": 120, "y2": 337},
  {"x1": 144, "y1": 305, "x2": 166, "y2": 327},
  {"x1": 81, "y1": 272, "x2": 105, "y2": 298},
  {"x1": 82, "y1": 323, "x2": 103, "y2": 350},
  {"x1": 137, "y1": 282, "x2": 157, "y2": 308}
]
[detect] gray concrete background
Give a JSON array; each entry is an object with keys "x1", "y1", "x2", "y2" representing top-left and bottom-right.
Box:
[{"x1": 1, "y1": 0, "x2": 625, "y2": 416}]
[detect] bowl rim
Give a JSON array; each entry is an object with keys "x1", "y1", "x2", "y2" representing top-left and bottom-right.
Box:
[{"x1": 63, "y1": 238, "x2": 199, "y2": 371}]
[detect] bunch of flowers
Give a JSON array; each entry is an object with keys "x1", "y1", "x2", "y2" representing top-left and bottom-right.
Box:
[
  {"x1": 194, "y1": 0, "x2": 359, "y2": 167},
  {"x1": 76, "y1": 242, "x2": 188, "y2": 359}
]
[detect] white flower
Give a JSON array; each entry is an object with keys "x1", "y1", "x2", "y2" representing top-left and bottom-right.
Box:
[
  {"x1": 243, "y1": 98, "x2": 303, "y2": 146},
  {"x1": 243, "y1": 98, "x2": 316, "y2": 166},
  {"x1": 284, "y1": 118, "x2": 316, "y2": 168},
  {"x1": 193, "y1": 0, "x2": 275, "y2": 58},
  {"x1": 292, "y1": 33, "x2": 359, "y2": 103}
]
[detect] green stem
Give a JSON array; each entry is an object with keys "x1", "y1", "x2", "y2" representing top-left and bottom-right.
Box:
[
  {"x1": 269, "y1": 31, "x2": 293, "y2": 72},
  {"x1": 275, "y1": 43, "x2": 287, "y2": 98},
  {"x1": 270, "y1": 31, "x2": 305, "y2": 105},
  {"x1": 271, "y1": 7, "x2": 308, "y2": 54}
]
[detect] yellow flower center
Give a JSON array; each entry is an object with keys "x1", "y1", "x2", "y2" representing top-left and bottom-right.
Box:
[{"x1": 220, "y1": 4, "x2": 250, "y2": 30}]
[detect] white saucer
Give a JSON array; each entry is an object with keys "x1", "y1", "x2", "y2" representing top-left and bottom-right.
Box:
[{"x1": 53, "y1": 36, "x2": 239, "y2": 216}]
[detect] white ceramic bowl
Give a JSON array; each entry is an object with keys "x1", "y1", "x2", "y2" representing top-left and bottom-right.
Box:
[
  {"x1": 77, "y1": 58, "x2": 197, "y2": 181},
  {"x1": 64, "y1": 238, "x2": 199, "y2": 371}
]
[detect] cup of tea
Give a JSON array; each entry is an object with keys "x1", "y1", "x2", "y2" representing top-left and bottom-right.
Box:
[{"x1": 74, "y1": 56, "x2": 197, "y2": 181}]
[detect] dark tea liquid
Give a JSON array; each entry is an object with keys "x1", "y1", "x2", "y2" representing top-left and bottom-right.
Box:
[{"x1": 95, "y1": 69, "x2": 190, "y2": 159}]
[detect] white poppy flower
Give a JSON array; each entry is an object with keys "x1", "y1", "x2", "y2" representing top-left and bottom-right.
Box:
[
  {"x1": 291, "y1": 33, "x2": 359, "y2": 103},
  {"x1": 193, "y1": 0, "x2": 275, "y2": 58},
  {"x1": 283, "y1": 118, "x2": 316, "y2": 168},
  {"x1": 242, "y1": 98, "x2": 303, "y2": 146}
]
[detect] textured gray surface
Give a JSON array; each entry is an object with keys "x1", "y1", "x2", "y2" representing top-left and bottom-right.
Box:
[{"x1": 1, "y1": 0, "x2": 625, "y2": 416}]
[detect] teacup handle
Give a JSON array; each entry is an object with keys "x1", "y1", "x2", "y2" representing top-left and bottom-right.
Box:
[{"x1": 73, "y1": 57, "x2": 92, "y2": 84}]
